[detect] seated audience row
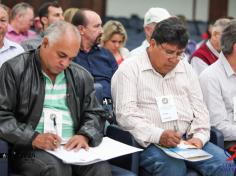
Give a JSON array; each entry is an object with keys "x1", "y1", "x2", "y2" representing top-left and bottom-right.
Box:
[{"x1": 0, "y1": 2, "x2": 235, "y2": 175}]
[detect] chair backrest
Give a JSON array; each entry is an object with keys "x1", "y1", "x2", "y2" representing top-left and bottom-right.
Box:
[
  {"x1": 0, "y1": 139, "x2": 8, "y2": 176},
  {"x1": 106, "y1": 125, "x2": 140, "y2": 175}
]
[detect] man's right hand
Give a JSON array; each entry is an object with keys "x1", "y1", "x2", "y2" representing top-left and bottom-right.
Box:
[
  {"x1": 32, "y1": 133, "x2": 61, "y2": 150},
  {"x1": 159, "y1": 130, "x2": 181, "y2": 147}
]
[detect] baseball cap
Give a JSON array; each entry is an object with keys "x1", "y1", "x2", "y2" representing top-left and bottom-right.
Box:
[{"x1": 144, "y1": 7, "x2": 171, "y2": 27}]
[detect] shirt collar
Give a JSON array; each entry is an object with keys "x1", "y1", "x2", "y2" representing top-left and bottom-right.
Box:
[
  {"x1": 206, "y1": 40, "x2": 220, "y2": 57},
  {"x1": 0, "y1": 38, "x2": 17, "y2": 53},
  {"x1": 219, "y1": 52, "x2": 235, "y2": 77},
  {"x1": 7, "y1": 25, "x2": 15, "y2": 33},
  {"x1": 8, "y1": 24, "x2": 29, "y2": 36},
  {"x1": 140, "y1": 49, "x2": 153, "y2": 71},
  {"x1": 80, "y1": 44, "x2": 100, "y2": 53}
]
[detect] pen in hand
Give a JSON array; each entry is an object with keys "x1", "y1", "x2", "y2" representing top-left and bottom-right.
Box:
[
  {"x1": 174, "y1": 125, "x2": 179, "y2": 132},
  {"x1": 50, "y1": 114, "x2": 59, "y2": 146},
  {"x1": 174, "y1": 125, "x2": 182, "y2": 144}
]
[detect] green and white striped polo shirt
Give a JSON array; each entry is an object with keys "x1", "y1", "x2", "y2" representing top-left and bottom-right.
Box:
[{"x1": 35, "y1": 71, "x2": 74, "y2": 141}]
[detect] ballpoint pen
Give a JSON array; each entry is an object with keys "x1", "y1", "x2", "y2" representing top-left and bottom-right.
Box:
[
  {"x1": 174, "y1": 125, "x2": 179, "y2": 132},
  {"x1": 50, "y1": 114, "x2": 58, "y2": 145}
]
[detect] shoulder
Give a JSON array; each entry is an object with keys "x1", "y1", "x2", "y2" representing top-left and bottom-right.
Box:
[
  {"x1": 89, "y1": 46, "x2": 116, "y2": 61},
  {"x1": 176, "y1": 60, "x2": 199, "y2": 81},
  {"x1": 4, "y1": 38, "x2": 24, "y2": 51},
  {"x1": 21, "y1": 37, "x2": 42, "y2": 51},
  {"x1": 120, "y1": 47, "x2": 130, "y2": 59},
  {"x1": 199, "y1": 61, "x2": 221, "y2": 81},
  {"x1": 0, "y1": 50, "x2": 36, "y2": 77},
  {"x1": 28, "y1": 30, "x2": 37, "y2": 36},
  {"x1": 130, "y1": 45, "x2": 144, "y2": 57},
  {"x1": 117, "y1": 50, "x2": 145, "y2": 75},
  {"x1": 69, "y1": 62, "x2": 94, "y2": 80}
]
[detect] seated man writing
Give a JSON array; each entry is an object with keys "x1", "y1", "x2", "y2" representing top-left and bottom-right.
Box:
[
  {"x1": 0, "y1": 21, "x2": 111, "y2": 176},
  {"x1": 111, "y1": 17, "x2": 234, "y2": 176}
]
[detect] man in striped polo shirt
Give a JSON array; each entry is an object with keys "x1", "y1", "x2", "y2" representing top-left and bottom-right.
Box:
[{"x1": 0, "y1": 21, "x2": 111, "y2": 176}]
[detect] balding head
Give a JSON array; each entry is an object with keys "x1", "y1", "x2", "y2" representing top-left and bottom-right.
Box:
[
  {"x1": 40, "y1": 21, "x2": 81, "y2": 78},
  {"x1": 71, "y1": 9, "x2": 102, "y2": 51},
  {"x1": 43, "y1": 20, "x2": 81, "y2": 44}
]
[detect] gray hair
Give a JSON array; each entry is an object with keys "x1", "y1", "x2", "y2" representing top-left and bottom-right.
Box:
[
  {"x1": 221, "y1": 19, "x2": 236, "y2": 55},
  {"x1": 211, "y1": 18, "x2": 231, "y2": 34},
  {"x1": 11, "y1": 2, "x2": 33, "y2": 19},
  {"x1": 43, "y1": 20, "x2": 81, "y2": 44}
]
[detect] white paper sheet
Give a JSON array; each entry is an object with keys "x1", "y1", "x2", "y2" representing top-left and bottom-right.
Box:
[{"x1": 46, "y1": 137, "x2": 143, "y2": 165}]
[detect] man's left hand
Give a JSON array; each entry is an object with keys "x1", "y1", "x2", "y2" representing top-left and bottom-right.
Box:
[
  {"x1": 186, "y1": 138, "x2": 203, "y2": 149},
  {"x1": 64, "y1": 135, "x2": 89, "y2": 151}
]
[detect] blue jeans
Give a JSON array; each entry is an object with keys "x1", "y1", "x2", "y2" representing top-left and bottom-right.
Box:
[{"x1": 140, "y1": 142, "x2": 235, "y2": 176}]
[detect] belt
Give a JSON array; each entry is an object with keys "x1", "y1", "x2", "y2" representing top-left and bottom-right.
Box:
[{"x1": 103, "y1": 98, "x2": 112, "y2": 105}]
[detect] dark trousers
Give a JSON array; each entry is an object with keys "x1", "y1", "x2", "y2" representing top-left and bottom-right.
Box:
[{"x1": 11, "y1": 149, "x2": 112, "y2": 176}]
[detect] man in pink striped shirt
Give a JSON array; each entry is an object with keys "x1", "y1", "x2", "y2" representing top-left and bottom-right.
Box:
[{"x1": 6, "y1": 2, "x2": 36, "y2": 44}]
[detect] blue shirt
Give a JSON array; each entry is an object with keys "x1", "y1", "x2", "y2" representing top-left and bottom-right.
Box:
[{"x1": 74, "y1": 46, "x2": 118, "y2": 98}]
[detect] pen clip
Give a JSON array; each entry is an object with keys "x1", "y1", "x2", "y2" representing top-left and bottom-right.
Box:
[{"x1": 50, "y1": 113, "x2": 57, "y2": 134}]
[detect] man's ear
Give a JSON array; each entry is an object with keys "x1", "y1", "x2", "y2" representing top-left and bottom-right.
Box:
[
  {"x1": 149, "y1": 39, "x2": 156, "y2": 48},
  {"x1": 78, "y1": 25, "x2": 85, "y2": 35},
  {"x1": 42, "y1": 37, "x2": 49, "y2": 48},
  {"x1": 232, "y1": 43, "x2": 236, "y2": 53},
  {"x1": 41, "y1": 17, "x2": 48, "y2": 27}
]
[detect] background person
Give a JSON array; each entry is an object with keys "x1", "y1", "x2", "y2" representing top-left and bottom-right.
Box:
[
  {"x1": 199, "y1": 19, "x2": 236, "y2": 150},
  {"x1": 129, "y1": 7, "x2": 171, "y2": 56},
  {"x1": 0, "y1": 4, "x2": 24, "y2": 67},
  {"x1": 63, "y1": 7, "x2": 79, "y2": 23},
  {"x1": 6, "y1": 2, "x2": 36, "y2": 44},
  {"x1": 21, "y1": 1, "x2": 64, "y2": 51},
  {"x1": 72, "y1": 9, "x2": 118, "y2": 123},
  {"x1": 101, "y1": 20, "x2": 129, "y2": 65},
  {"x1": 190, "y1": 18, "x2": 231, "y2": 75}
]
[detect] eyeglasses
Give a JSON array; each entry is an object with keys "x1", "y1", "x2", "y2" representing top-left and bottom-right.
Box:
[{"x1": 159, "y1": 44, "x2": 185, "y2": 60}]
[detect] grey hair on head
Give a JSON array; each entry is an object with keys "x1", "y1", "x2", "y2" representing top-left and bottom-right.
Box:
[
  {"x1": 11, "y1": 2, "x2": 33, "y2": 19},
  {"x1": 211, "y1": 18, "x2": 231, "y2": 34},
  {"x1": 43, "y1": 20, "x2": 81, "y2": 44},
  {"x1": 221, "y1": 19, "x2": 236, "y2": 55}
]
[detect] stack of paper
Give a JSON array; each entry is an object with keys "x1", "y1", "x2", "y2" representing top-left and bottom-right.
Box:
[
  {"x1": 46, "y1": 137, "x2": 143, "y2": 165},
  {"x1": 156, "y1": 141, "x2": 212, "y2": 162}
]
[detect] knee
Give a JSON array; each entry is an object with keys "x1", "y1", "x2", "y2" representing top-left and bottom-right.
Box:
[
  {"x1": 46, "y1": 164, "x2": 72, "y2": 176},
  {"x1": 153, "y1": 158, "x2": 187, "y2": 176},
  {"x1": 91, "y1": 161, "x2": 112, "y2": 176}
]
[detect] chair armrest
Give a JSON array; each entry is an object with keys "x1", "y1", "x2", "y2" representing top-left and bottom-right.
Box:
[
  {"x1": 0, "y1": 138, "x2": 9, "y2": 176},
  {"x1": 210, "y1": 127, "x2": 224, "y2": 149},
  {"x1": 106, "y1": 125, "x2": 140, "y2": 175}
]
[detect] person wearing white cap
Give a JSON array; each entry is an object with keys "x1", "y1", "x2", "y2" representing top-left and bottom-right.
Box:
[{"x1": 129, "y1": 7, "x2": 171, "y2": 57}]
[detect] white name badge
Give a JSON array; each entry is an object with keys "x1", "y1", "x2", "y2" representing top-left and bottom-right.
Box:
[
  {"x1": 44, "y1": 109, "x2": 63, "y2": 137},
  {"x1": 156, "y1": 96, "x2": 178, "y2": 123},
  {"x1": 234, "y1": 97, "x2": 236, "y2": 121}
]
